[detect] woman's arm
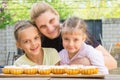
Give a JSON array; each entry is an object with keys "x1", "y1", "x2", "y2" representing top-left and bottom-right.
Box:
[
  {"x1": 86, "y1": 31, "x2": 117, "y2": 70},
  {"x1": 96, "y1": 45, "x2": 117, "y2": 70}
]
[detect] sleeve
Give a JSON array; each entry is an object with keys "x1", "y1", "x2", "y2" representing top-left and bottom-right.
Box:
[
  {"x1": 85, "y1": 31, "x2": 100, "y2": 48},
  {"x1": 58, "y1": 49, "x2": 66, "y2": 65},
  {"x1": 87, "y1": 47, "x2": 109, "y2": 74}
]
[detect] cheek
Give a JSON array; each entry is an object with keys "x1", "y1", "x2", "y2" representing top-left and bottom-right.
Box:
[
  {"x1": 62, "y1": 40, "x2": 68, "y2": 47},
  {"x1": 53, "y1": 19, "x2": 60, "y2": 27},
  {"x1": 39, "y1": 29, "x2": 47, "y2": 35},
  {"x1": 39, "y1": 40, "x2": 42, "y2": 46},
  {"x1": 20, "y1": 43, "x2": 29, "y2": 50}
]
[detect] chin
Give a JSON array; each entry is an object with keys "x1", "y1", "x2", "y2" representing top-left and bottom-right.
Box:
[{"x1": 48, "y1": 33, "x2": 59, "y2": 39}]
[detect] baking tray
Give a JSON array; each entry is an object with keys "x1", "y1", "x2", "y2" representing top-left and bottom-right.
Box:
[{"x1": 0, "y1": 73, "x2": 105, "y2": 79}]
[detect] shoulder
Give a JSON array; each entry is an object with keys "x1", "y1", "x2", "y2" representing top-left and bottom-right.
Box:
[
  {"x1": 14, "y1": 54, "x2": 27, "y2": 65},
  {"x1": 42, "y1": 48, "x2": 58, "y2": 56},
  {"x1": 83, "y1": 43, "x2": 100, "y2": 53},
  {"x1": 15, "y1": 54, "x2": 26, "y2": 62},
  {"x1": 59, "y1": 49, "x2": 67, "y2": 56},
  {"x1": 43, "y1": 48, "x2": 58, "y2": 52},
  {"x1": 59, "y1": 49, "x2": 66, "y2": 54}
]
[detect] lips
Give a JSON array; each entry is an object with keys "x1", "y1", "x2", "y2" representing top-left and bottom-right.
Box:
[
  {"x1": 48, "y1": 28, "x2": 57, "y2": 35},
  {"x1": 30, "y1": 46, "x2": 39, "y2": 52}
]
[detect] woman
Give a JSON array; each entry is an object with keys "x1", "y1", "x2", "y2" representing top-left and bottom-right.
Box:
[{"x1": 30, "y1": 1, "x2": 117, "y2": 70}]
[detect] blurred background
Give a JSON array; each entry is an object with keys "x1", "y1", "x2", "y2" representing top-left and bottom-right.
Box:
[{"x1": 0, "y1": 0, "x2": 120, "y2": 74}]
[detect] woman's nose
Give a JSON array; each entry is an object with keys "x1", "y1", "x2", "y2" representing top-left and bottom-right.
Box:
[{"x1": 47, "y1": 25, "x2": 54, "y2": 32}]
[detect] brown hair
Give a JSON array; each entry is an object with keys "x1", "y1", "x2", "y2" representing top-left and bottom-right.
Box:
[
  {"x1": 30, "y1": 1, "x2": 59, "y2": 24},
  {"x1": 61, "y1": 16, "x2": 87, "y2": 35},
  {"x1": 14, "y1": 20, "x2": 39, "y2": 41}
]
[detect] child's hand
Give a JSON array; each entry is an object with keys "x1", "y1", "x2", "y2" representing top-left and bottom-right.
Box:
[{"x1": 70, "y1": 57, "x2": 91, "y2": 66}]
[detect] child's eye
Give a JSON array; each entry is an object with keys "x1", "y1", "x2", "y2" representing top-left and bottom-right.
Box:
[
  {"x1": 35, "y1": 36, "x2": 40, "y2": 40},
  {"x1": 63, "y1": 38, "x2": 69, "y2": 41},
  {"x1": 24, "y1": 40, "x2": 30, "y2": 44},
  {"x1": 74, "y1": 39, "x2": 79, "y2": 42}
]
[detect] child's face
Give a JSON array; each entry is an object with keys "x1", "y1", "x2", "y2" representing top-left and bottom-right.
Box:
[
  {"x1": 16, "y1": 27, "x2": 41, "y2": 56},
  {"x1": 35, "y1": 11, "x2": 60, "y2": 39},
  {"x1": 62, "y1": 31, "x2": 86, "y2": 55}
]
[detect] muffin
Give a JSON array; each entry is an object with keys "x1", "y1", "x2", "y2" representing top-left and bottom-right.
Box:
[
  {"x1": 65, "y1": 65, "x2": 80, "y2": 75},
  {"x1": 10, "y1": 67, "x2": 23, "y2": 75},
  {"x1": 24, "y1": 67, "x2": 37, "y2": 74},
  {"x1": 2, "y1": 66, "x2": 15, "y2": 74},
  {"x1": 38, "y1": 66, "x2": 51, "y2": 75},
  {"x1": 20, "y1": 65, "x2": 37, "y2": 74},
  {"x1": 51, "y1": 65, "x2": 65, "y2": 74},
  {"x1": 81, "y1": 66, "x2": 98, "y2": 75}
]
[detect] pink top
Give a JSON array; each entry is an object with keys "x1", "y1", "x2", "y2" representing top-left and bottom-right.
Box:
[{"x1": 59, "y1": 42, "x2": 109, "y2": 74}]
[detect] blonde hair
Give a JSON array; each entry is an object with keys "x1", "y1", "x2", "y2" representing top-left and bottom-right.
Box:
[
  {"x1": 61, "y1": 16, "x2": 87, "y2": 36},
  {"x1": 30, "y1": 1, "x2": 59, "y2": 24},
  {"x1": 14, "y1": 20, "x2": 39, "y2": 41}
]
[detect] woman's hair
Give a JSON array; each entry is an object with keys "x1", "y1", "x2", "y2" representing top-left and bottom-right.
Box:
[
  {"x1": 61, "y1": 16, "x2": 87, "y2": 35},
  {"x1": 14, "y1": 20, "x2": 39, "y2": 41},
  {"x1": 30, "y1": 1, "x2": 58, "y2": 24}
]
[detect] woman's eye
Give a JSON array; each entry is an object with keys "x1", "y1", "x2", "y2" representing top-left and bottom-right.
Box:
[
  {"x1": 63, "y1": 38, "x2": 69, "y2": 41},
  {"x1": 40, "y1": 25, "x2": 46, "y2": 29},
  {"x1": 50, "y1": 18, "x2": 55, "y2": 24}
]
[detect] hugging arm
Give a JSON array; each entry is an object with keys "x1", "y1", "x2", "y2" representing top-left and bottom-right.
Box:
[{"x1": 86, "y1": 31, "x2": 117, "y2": 70}]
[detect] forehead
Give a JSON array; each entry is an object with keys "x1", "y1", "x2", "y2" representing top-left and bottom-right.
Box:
[
  {"x1": 36, "y1": 11, "x2": 57, "y2": 24},
  {"x1": 18, "y1": 27, "x2": 38, "y2": 36},
  {"x1": 62, "y1": 30, "x2": 83, "y2": 35}
]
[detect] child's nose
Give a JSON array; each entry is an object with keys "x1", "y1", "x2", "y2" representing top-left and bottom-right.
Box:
[
  {"x1": 69, "y1": 41, "x2": 74, "y2": 46},
  {"x1": 31, "y1": 41, "x2": 36, "y2": 46}
]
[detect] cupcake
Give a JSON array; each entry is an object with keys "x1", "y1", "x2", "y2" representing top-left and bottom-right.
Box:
[
  {"x1": 23, "y1": 66, "x2": 37, "y2": 74},
  {"x1": 65, "y1": 65, "x2": 80, "y2": 75},
  {"x1": 10, "y1": 66, "x2": 23, "y2": 75},
  {"x1": 2, "y1": 66, "x2": 15, "y2": 74},
  {"x1": 81, "y1": 66, "x2": 98, "y2": 75},
  {"x1": 51, "y1": 65, "x2": 65, "y2": 74},
  {"x1": 38, "y1": 66, "x2": 51, "y2": 75}
]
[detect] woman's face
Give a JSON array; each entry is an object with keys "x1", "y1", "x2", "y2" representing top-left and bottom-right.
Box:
[{"x1": 35, "y1": 11, "x2": 60, "y2": 39}]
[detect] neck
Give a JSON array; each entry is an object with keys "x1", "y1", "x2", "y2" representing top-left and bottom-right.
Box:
[
  {"x1": 68, "y1": 53, "x2": 75, "y2": 59},
  {"x1": 26, "y1": 48, "x2": 43, "y2": 65}
]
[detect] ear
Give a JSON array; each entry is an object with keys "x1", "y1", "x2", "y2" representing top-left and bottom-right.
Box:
[
  {"x1": 82, "y1": 34, "x2": 87, "y2": 42},
  {"x1": 16, "y1": 42, "x2": 22, "y2": 49}
]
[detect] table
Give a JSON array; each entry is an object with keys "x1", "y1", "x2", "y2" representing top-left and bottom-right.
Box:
[{"x1": 0, "y1": 74, "x2": 120, "y2": 80}]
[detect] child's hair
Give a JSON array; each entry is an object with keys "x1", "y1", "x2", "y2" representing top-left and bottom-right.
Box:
[
  {"x1": 61, "y1": 16, "x2": 87, "y2": 35},
  {"x1": 14, "y1": 20, "x2": 39, "y2": 41},
  {"x1": 30, "y1": 1, "x2": 59, "y2": 24}
]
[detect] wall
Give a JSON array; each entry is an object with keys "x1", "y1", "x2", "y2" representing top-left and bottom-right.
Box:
[
  {"x1": 102, "y1": 18, "x2": 120, "y2": 51},
  {"x1": 0, "y1": 26, "x2": 17, "y2": 66}
]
